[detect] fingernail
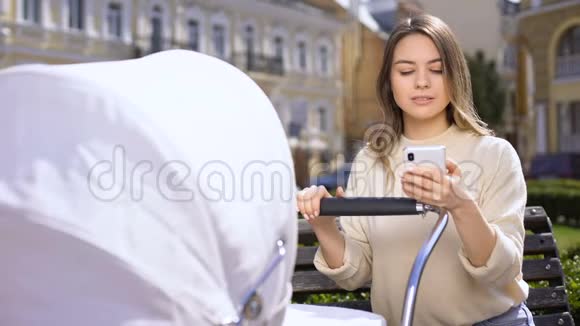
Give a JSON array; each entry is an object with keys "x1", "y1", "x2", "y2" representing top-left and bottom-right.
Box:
[{"x1": 314, "y1": 211, "x2": 319, "y2": 217}]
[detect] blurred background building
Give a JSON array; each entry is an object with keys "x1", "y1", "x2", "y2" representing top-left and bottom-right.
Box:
[
  {"x1": 0, "y1": 0, "x2": 354, "y2": 187},
  {"x1": 514, "y1": 0, "x2": 580, "y2": 178}
]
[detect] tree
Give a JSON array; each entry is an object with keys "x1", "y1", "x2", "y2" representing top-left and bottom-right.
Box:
[{"x1": 466, "y1": 50, "x2": 506, "y2": 130}]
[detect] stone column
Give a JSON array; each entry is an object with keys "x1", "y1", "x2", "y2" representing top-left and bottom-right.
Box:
[{"x1": 559, "y1": 101, "x2": 571, "y2": 152}]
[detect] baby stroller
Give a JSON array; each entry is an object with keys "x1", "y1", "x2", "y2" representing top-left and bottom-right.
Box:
[{"x1": 0, "y1": 50, "x2": 396, "y2": 325}]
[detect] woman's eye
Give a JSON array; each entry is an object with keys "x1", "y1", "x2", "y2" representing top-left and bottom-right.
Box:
[
  {"x1": 400, "y1": 71, "x2": 414, "y2": 76},
  {"x1": 431, "y1": 69, "x2": 443, "y2": 74}
]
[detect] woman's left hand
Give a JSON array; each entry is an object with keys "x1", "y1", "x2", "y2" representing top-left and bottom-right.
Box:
[{"x1": 402, "y1": 159, "x2": 473, "y2": 211}]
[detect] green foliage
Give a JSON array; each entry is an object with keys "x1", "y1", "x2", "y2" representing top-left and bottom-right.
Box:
[
  {"x1": 526, "y1": 179, "x2": 580, "y2": 226},
  {"x1": 292, "y1": 292, "x2": 370, "y2": 304},
  {"x1": 562, "y1": 246, "x2": 580, "y2": 322},
  {"x1": 527, "y1": 179, "x2": 580, "y2": 191},
  {"x1": 553, "y1": 225, "x2": 580, "y2": 253},
  {"x1": 466, "y1": 50, "x2": 506, "y2": 129},
  {"x1": 527, "y1": 280, "x2": 550, "y2": 289}
]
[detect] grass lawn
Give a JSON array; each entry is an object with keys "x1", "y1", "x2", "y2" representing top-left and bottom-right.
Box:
[{"x1": 553, "y1": 224, "x2": 580, "y2": 254}]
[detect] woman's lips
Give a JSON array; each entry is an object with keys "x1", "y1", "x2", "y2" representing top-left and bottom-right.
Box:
[{"x1": 411, "y1": 96, "x2": 434, "y2": 105}]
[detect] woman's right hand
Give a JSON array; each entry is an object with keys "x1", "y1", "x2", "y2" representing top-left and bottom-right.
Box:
[{"x1": 297, "y1": 185, "x2": 346, "y2": 227}]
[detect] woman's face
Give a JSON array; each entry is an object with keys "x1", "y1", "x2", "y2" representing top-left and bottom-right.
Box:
[{"x1": 390, "y1": 33, "x2": 451, "y2": 123}]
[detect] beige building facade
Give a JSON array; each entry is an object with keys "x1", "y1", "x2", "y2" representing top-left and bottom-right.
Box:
[
  {"x1": 0, "y1": 0, "x2": 349, "y2": 186},
  {"x1": 0, "y1": 0, "x2": 134, "y2": 66},
  {"x1": 515, "y1": 0, "x2": 580, "y2": 169}
]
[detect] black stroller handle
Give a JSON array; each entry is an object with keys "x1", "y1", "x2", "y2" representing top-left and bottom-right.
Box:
[
  {"x1": 318, "y1": 196, "x2": 448, "y2": 326},
  {"x1": 319, "y1": 197, "x2": 433, "y2": 216}
]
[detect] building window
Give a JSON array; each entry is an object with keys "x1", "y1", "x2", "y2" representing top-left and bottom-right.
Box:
[
  {"x1": 150, "y1": 5, "x2": 163, "y2": 53},
  {"x1": 188, "y1": 20, "x2": 199, "y2": 51},
  {"x1": 289, "y1": 101, "x2": 308, "y2": 137},
  {"x1": 271, "y1": 36, "x2": 284, "y2": 75},
  {"x1": 244, "y1": 25, "x2": 255, "y2": 55},
  {"x1": 289, "y1": 123, "x2": 300, "y2": 137},
  {"x1": 68, "y1": 0, "x2": 85, "y2": 30},
  {"x1": 556, "y1": 25, "x2": 580, "y2": 78},
  {"x1": 318, "y1": 107, "x2": 328, "y2": 131},
  {"x1": 319, "y1": 45, "x2": 328, "y2": 75},
  {"x1": 106, "y1": 2, "x2": 123, "y2": 38},
  {"x1": 22, "y1": 0, "x2": 41, "y2": 24},
  {"x1": 298, "y1": 41, "x2": 307, "y2": 71},
  {"x1": 274, "y1": 36, "x2": 284, "y2": 60},
  {"x1": 212, "y1": 24, "x2": 226, "y2": 59},
  {"x1": 244, "y1": 25, "x2": 255, "y2": 69},
  {"x1": 503, "y1": 43, "x2": 516, "y2": 70},
  {"x1": 571, "y1": 102, "x2": 580, "y2": 135}
]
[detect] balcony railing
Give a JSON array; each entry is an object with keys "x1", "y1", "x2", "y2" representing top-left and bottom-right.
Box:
[
  {"x1": 132, "y1": 39, "x2": 284, "y2": 76},
  {"x1": 556, "y1": 54, "x2": 580, "y2": 78},
  {"x1": 232, "y1": 52, "x2": 284, "y2": 76}
]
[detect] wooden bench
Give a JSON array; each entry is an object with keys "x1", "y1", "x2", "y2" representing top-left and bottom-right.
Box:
[{"x1": 293, "y1": 206, "x2": 576, "y2": 326}]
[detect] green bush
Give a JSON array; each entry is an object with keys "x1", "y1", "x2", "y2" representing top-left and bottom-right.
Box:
[
  {"x1": 526, "y1": 179, "x2": 580, "y2": 225},
  {"x1": 293, "y1": 292, "x2": 369, "y2": 304},
  {"x1": 562, "y1": 246, "x2": 580, "y2": 322},
  {"x1": 527, "y1": 179, "x2": 580, "y2": 191}
]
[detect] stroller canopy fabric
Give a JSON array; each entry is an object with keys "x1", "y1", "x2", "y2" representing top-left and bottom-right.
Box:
[{"x1": 0, "y1": 50, "x2": 297, "y2": 325}]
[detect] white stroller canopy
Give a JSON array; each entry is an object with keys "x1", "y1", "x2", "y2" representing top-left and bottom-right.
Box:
[{"x1": 0, "y1": 50, "x2": 297, "y2": 325}]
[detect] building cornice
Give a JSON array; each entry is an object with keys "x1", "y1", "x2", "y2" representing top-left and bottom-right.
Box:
[
  {"x1": 3, "y1": 44, "x2": 131, "y2": 62},
  {"x1": 196, "y1": 0, "x2": 347, "y2": 31},
  {"x1": 517, "y1": 0, "x2": 580, "y2": 20}
]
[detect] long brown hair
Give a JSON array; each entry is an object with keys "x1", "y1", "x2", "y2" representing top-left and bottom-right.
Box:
[{"x1": 367, "y1": 14, "x2": 492, "y2": 181}]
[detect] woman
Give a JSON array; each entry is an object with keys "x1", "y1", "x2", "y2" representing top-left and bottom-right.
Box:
[{"x1": 297, "y1": 14, "x2": 534, "y2": 326}]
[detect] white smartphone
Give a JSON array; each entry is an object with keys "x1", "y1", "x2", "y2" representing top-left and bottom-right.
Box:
[{"x1": 403, "y1": 145, "x2": 446, "y2": 173}]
